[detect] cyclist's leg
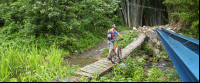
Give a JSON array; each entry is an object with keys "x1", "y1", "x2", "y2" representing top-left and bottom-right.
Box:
[
  {"x1": 114, "y1": 46, "x2": 119, "y2": 60},
  {"x1": 107, "y1": 49, "x2": 111, "y2": 58},
  {"x1": 107, "y1": 40, "x2": 113, "y2": 59}
]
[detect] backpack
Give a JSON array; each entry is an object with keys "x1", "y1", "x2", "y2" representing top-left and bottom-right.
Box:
[{"x1": 107, "y1": 29, "x2": 115, "y2": 41}]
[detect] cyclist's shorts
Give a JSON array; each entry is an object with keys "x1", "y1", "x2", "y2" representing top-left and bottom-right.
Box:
[{"x1": 107, "y1": 40, "x2": 114, "y2": 50}]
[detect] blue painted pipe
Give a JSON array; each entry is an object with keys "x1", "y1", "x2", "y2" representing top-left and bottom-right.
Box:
[
  {"x1": 161, "y1": 28, "x2": 199, "y2": 55},
  {"x1": 156, "y1": 28, "x2": 199, "y2": 82}
]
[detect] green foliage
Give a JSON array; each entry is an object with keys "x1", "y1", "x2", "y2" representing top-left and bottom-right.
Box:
[
  {"x1": 101, "y1": 47, "x2": 109, "y2": 58},
  {"x1": 90, "y1": 56, "x2": 181, "y2": 82},
  {"x1": 132, "y1": 48, "x2": 142, "y2": 57},
  {"x1": 114, "y1": 30, "x2": 139, "y2": 49},
  {"x1": 118, "y1": 57, "x2": 146, "y2": 78},
  {"x1": 177, "y1": 27, "x2": 199, "y2": 40},
  {"x1": 0, "y1": 0, "x2": 122, "y2": 54},
  {"x1": 0, "y1": 0, "x2": 124, "y2": 81},
  {"x1": 146, "y1": 58, "x2": 165, "y2": 82},
  {"x1": 141, "y1": 41, "x2": 153, "y2": 54},
  {"x1": 164, "y1": 69, "x2": 181, "y2": 82},
  {"x1": 0, "y1": 42, "x2": 78, "y2": 82},
  {"x1": 163, "y1": 0, "x2": 199, "y2": 39},
  {"x1": 116, "y1": 25, "x2": 133, "y2": 32}
]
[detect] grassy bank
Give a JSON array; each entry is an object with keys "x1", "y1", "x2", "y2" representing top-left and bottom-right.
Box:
[
  {"x1": 0, "y1": 26, "x2": 78, "y2": 82},
  {"x1": 0, "y1": 42, "x2": 79, "y2": 82}
]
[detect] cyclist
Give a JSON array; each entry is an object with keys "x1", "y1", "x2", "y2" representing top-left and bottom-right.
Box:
[{"x1": 107, "y1": 24, "x2": 124, "y2": 60}]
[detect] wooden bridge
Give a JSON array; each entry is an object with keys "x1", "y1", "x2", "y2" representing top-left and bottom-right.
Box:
[{"x1": 53, "y1": 33, "x2": 146, "y2": 82}]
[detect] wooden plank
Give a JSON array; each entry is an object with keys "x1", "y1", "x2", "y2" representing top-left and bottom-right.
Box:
[
  {"x1": 79, "y1": 65, "x2": 107, "y2": 75},
  {"x1": 89, "y1": 64, "x2": 106, "y2": 72},
  {"x1": 90, "y1": 61, "x2": 118, "y2": 77},
  {"x1": 100, "y1": 58, "x2": 120, "y2": 65},
  {"x1": 126, "y1": 45, "x2": 135, "y2": 48},
  {"x1": 129, "y1": 44, "x2": 136, "y2": 46},
  {"x1": 122, "y1": 52, "x2": 130, "y2": 58},
  {"x1": 122, "y1": 50, "x2": 130, "y2": 55},
  {"x1": 99, "y1": 59, "x2": 113, "y2": 64},
  {"x1": 74, "y1": 71, "x2": 93, "y2": 77},
  {"x1": 98, "y1": 63, "x2": 116, "y2": 75},
  {"x1": 100, "y1": 61, "x2": 113, "y2": 66},
  {"x1": 102, "y1": 58, "x2": 121, "y2": 65},
  {"x1": 89, "y1": 65, "x2": 101, "y2": 70},
  {"x1": 93, "y1": 61, "x2": 105, "y2": 66},
  {"x1": 70, "y1": 76, "x2": 80, "y2": 82},
  {"x1": 80, "y1": 65, "x2": 99, "y2": 72},
  {"x1": 94, "y1": 62, "x2": 111, "y2": 68},
  {"x1": 79, "y1": 68, "x2": 98, "y2": 74},
  {"x1": 93, "y1": 62, "x2": 109, "y2": 68},
  {"x1": 89, "y1": 65, "x2": 106, "y2": 74},
  {"x1": 102, "y1": 58, "x2": 116, "y2": 62},
  {"x1": 95, "y1": 60, "x2": 113, "y2": 66},
  {"x1": 90, "y1": 63, "x2": 106, "y2": 69}
]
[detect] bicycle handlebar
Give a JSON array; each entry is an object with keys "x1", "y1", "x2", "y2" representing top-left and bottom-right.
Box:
[{"x1": 111, "y1": 38, "x2": 124, "y2": 42}]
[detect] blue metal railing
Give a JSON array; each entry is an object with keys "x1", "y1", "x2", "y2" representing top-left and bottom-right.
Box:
[
  {"x1": 156, "y1": 28, "x2": 199, "y2": 82},
  {"x1": 161, "y1": 28, "x2": 199, "y2": 55}
]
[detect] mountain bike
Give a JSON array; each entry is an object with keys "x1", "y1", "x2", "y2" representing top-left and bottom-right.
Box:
[{"x1": 110, "y1": 39, "x2": 123, "y2": 64}]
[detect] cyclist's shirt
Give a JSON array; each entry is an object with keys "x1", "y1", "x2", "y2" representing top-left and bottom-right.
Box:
[{"x1": 107, "y1": 30, "x2": 119, "y2": 41}]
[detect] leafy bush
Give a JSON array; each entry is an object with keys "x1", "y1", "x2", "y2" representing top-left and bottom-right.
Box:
[
  {"x1": 163, "y1": 0, "x2": 199, "y2": 39},
  {"x1": 132, "y1": 48, "x2": 142, "y2": 57},
  {"x1": 164, "y1": 69, "x2": 181, "y2": 82},
  {"x1": 146, "y1": 58, "x2": 165, "y2": 82},
  {"x1": 0, "y1": 0, "x2": 122, "y2": 54},
  {"x1": 141, "y1": 41, "x2": 153, "y2": 54}
]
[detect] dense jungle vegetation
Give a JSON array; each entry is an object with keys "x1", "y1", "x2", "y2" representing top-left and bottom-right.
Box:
[
  {"x1": 82, "y1": 57, "x2": 181, "y2": 82},
  {"x1": 0, "y1": 0, "x2": 198, "y2": 82}
]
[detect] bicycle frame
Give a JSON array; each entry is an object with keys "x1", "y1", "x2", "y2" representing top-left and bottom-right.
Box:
[
  {"x1": 109, "y1": 39, "x2": 123, "y2": 64},
  {"x1": 112, "y1": 40, "x2": 122, "y2": 56}
]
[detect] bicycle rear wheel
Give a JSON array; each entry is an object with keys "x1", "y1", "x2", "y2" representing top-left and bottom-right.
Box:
[{"x1": 110, "y1": 49, "x2": 116, "y2": 64}]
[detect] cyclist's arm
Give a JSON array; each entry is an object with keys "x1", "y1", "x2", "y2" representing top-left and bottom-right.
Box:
[
  {"x1": 117, "y1": 33, "x2": 123, "y2": 38},
  {"x1": 115, "y1": 31, "x2": 123, "y2": 39}
]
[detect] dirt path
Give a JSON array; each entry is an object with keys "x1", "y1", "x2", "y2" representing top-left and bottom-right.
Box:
[{"x1": 69, "y1": 30, "x2": 132, "y2": 59}]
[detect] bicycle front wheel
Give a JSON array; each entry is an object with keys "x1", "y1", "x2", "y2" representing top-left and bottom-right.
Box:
[
  {"x1": 116, "y1": 47, "x2": 122, "y2": 59},
  {"x1": 110, "y1": 49, "x2": 116, "y2": 64}
]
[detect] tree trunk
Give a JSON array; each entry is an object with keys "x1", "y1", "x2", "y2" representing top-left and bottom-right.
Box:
[
  {"x1": 120, "y1": 0, "x2": 168, "y2": 27},
  {"x1": 140, "y1": 0, "x2": 145, "y2": 27},
  {"x1": 133, "y1": 0, "x2": 137, "y2": 28},
  {"x1": 127, "y1": 0, "x2": 130, "y2": 27},
  {"x1": 120, "y1": 0, "x2": 128, "y2": 26},
  {"x1": 166, "y1": 6, "x2": 172, "y2": 22},
  {"x1": 136, "y1": 0, "x2": 140, "y2": 28}
]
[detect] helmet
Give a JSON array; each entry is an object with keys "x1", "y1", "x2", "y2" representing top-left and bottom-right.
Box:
[{"x1": 111, "y1": 24, "x2": 116, "y2": 28}]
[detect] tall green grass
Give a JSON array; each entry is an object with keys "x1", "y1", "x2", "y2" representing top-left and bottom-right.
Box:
[
  {"x1": 0, "y1": 42, "x2": 77, "y2": 82},
  {"x1": 116, "y1": 26, "x2": 133, "y2": 32}
]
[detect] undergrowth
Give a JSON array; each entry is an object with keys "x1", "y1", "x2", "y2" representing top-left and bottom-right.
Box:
[{"x1": 88, "y1": 57, "x2": 181, "y2": 82}]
